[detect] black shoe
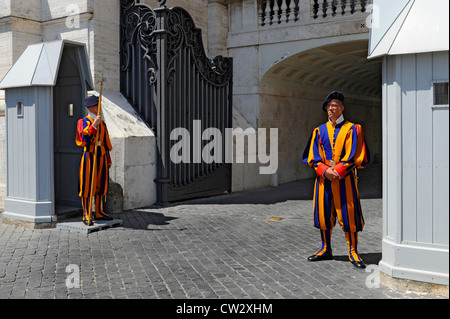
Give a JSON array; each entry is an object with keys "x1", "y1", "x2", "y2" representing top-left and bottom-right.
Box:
[
  {"x1": 351, "y1": 261, "x2": 366, "y2": 269},
  {"x1": 308, "y1": 254, "x2": 333, "y2": 262},
  {"x1": 83, "y1": 220, "x2": 93, "y2": 226}
]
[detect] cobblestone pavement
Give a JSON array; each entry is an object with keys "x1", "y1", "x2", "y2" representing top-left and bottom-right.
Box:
[{"x1": 0, "y1": 167, "x2": 448, "y2": 300}]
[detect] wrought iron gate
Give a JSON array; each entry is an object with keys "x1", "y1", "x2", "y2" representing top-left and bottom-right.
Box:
[{"x1": 120, "y1": 0, "x2": 233, "y2": 204}]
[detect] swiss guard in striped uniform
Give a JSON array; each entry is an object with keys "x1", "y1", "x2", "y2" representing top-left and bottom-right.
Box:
[
  {"x1": 76, "y1": 95, "x2": 113, "y2": 225},
  {"x1": 302, "y1": 91, "x2": 370, "y2": 269}
]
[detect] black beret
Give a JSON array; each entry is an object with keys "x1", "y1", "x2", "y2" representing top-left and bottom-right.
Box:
[
  {"x1": 84, "y1": 95, "x2": 99, "y2": 108},
  {"x1": 322, "y1": 91, "x2": 344, "y2": 112}
]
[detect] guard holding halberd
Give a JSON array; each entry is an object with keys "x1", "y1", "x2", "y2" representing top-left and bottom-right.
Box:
[{"x1": 76, "y1": 95, "x2": 113, "y2": 225}]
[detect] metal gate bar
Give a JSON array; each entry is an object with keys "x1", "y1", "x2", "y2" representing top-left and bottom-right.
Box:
[{"x1": 120, "y1": 0, "x2": 232, "y2": 204}]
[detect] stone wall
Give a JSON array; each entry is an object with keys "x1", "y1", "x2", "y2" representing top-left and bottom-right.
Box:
[
  {"x1": 258, "y1": 87, "x2": 324, "y2": 185},
  {"x1": 226, "y1": 0, "x2": 381, "y2": 192},
  {"x1": 1, "y1": 0, "x2": 382, "y2": 208},
  {"x1": 0, "y1": 0, "x2": 157, "y2": 211}
]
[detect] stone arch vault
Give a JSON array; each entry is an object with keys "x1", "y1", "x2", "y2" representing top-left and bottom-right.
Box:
[{"x1": 257, "y1": 39, "x2": 382, "y2": 186}]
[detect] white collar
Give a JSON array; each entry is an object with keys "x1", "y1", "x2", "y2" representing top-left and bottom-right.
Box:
[
  {"x1": 88, "y1": 111, "x2": 97, "y2": 119},
  {"x1": 329, "y1": 114, "x2": 344, "y2": 125}
]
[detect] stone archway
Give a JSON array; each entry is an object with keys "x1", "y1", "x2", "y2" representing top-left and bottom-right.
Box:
[{"x1": 258, "y1": 39, "x2": 382, "y2": 188}]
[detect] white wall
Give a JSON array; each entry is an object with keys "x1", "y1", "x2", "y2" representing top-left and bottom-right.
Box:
[{"x1": 380, "y1": 52, "x2": 449, "y2": 285}]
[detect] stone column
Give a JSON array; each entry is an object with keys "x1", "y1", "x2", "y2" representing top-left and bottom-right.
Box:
[{"x1": 207, "y1": 0, "x2": 229, "y2": 58}]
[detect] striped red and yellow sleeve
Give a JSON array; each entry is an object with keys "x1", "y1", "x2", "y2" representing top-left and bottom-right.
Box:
[{"x1": 76, "y1": 117, "x2": 97, "y2": 147}]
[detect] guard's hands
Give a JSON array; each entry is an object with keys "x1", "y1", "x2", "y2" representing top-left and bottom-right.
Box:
[
  {"x1": 92, "y1": 115, "x2": 101, "y2": 129},
  {"x1": 324, "y1": 167, "x2": 340, "y2": 181}
]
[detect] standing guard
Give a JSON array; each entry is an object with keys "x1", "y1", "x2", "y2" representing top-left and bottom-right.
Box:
[
  {"x1": 302, "y1": 91, "x2": 370, "y2": 269},
  {"x1": 76, "y1": 95, "x2": 113, "y2": 225}
]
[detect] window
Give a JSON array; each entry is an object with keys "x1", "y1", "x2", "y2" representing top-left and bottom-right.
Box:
[
  {"x1": 433, "y1": 82, "x2": 449, "y2": 105},
  {"x1": 17, "y1": 101, "x2": 23, "y2": 118},
  {"x1": 68, "y1": 103, "x2": 74, "y2": 117}
]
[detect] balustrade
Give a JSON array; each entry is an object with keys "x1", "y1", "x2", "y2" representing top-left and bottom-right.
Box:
[
  {"x1": 259, "y1": 0, "x2": 300, "y2": 26},
  {"x1": 258, "y1": 0, "x2": 371, "y2": 27},
  {"x1": 311, "y1": 0, "x2": 370, "y2": 19}
]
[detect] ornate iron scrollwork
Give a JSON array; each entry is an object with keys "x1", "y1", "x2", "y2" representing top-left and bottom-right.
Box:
[
  {"x1": 120, "y1": 0, "x2": 233, "y2": 203},
  {"x1": 120, "y1": 0, "x2": 157, "y2": 84},
  {"x1": 165, "y1": 7, "x2": 232, "y2": 86}
]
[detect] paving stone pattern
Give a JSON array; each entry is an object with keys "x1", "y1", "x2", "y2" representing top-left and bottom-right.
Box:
[{"x1": 0, "y1": 170, "x2": 447, "y2": 299}]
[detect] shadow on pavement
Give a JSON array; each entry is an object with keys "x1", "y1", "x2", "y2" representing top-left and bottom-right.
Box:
[
  {"x1": 116, "y1": 164, "x2": 382, "y2": 231},
  {"x1": 117, "y1": 211, "x2": 181, "y2": 231},
  {"x1": 169, "y1": 163, "x2": 382, "y2": 206}
]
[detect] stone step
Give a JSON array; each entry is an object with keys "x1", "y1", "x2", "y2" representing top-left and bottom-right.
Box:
[{"x1": 56, "y1": 218, "x2": 122, "y2": 234}]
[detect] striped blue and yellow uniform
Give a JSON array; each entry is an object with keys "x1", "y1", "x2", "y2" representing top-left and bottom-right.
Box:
[
  {"x1": 76, "y1": 115, "x2": 112, "y2": 220},
  {"x1": 303, "y1": 119, "x2": 370, "y2": 262}
]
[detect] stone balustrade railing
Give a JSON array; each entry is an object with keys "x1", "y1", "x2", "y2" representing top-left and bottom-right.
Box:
[
  {"x1": 259, "y1": 0, "x2": 300, "y2": 26},
  {"x1": 259, "y1": 0, "x2": 371, "y2": 27},
  {"x1": 312, "y1": 0, "x2": 370, "y2": 19}
]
